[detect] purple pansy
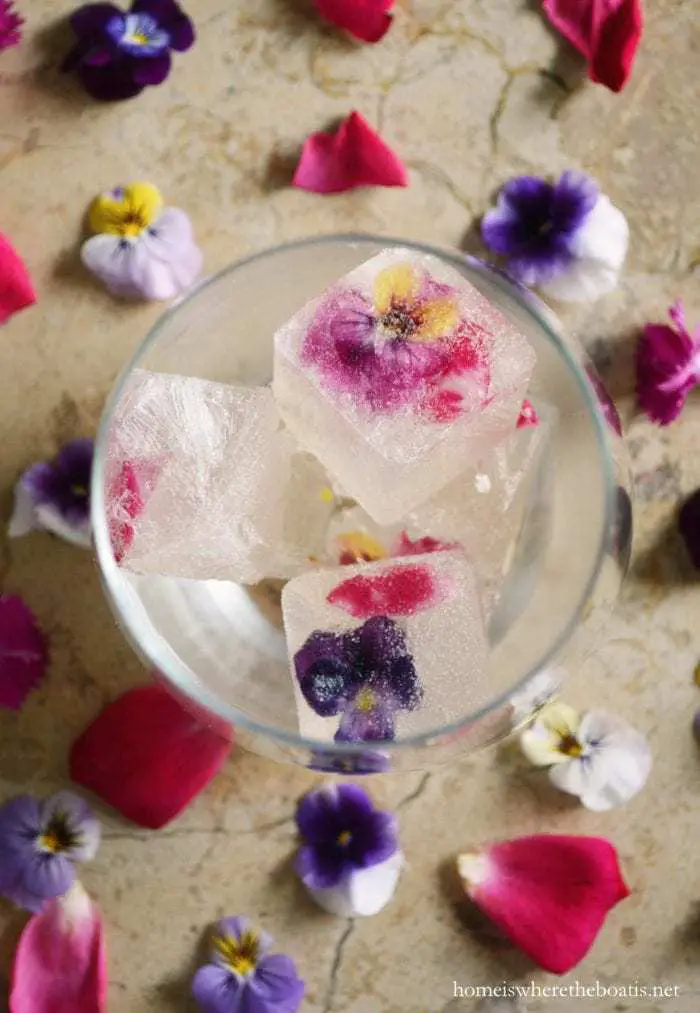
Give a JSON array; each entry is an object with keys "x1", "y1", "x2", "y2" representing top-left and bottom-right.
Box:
[
  {"x1": 0, "y1": 792, "x2": 100, "y2": 913},
  {"x1": 295, "y1": 784, "x2": 399, "y2": 891},
  {"x1": 636, "y1": 301, "x2": 700, "y2": 425},
  {"x1": 63, "y1": 0, "x2": 195, "y2": 101},
  {"x1": 294, "y1": 616, "x2": 423, "y2": 744},
  {"x1": 8, "y1": 438, "x2": 94, "y2": 548},
  {"x1": 192, "y1": 916, "x2": 304, "y2": 1013}
]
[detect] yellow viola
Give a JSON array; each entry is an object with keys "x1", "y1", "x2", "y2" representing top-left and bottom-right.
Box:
[
  {"x1": 372, "y1": 263, "x2": 459, "y2": 344},
  {"x1": 335, "y1": 530, "x2": 388, "y2": 565},
  {"x1": 88, "y1": 182, "x2": 163, "y2": 238}
]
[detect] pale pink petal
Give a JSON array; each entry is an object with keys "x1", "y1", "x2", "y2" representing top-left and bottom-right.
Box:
[
  {"x1": 293, "y1": 111, "x2": 408, "y2": 195},
  {"x1": 10, "y1": 882, "x2": 107, "y2": 1013}
]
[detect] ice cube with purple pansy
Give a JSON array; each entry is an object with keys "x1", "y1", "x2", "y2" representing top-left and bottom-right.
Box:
[
  {"x1": 107, "y1": 369, "x2": 333, "y2": 583},
  {"x1": 273, "y1": 248, "x2": 536, "y2": 524},
  {"x1": 281, "y1": 550, "x2": 489, "y2": 743}
]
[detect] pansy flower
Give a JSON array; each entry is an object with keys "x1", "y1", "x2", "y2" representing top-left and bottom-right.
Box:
[
  {"x1": 0, "y1": 0, "x2": 22, "y2": 51},
  {"x1": 636, "y1": 301, "x2": 700, "y2": 425},
  {"x1": 520, "y1": 703, "x2": 651, "y2": 811},
  {"x1": 482, "y1": 171, "x2": 629, "y2": 302},
  {"x1": 63, "y1": 0, "x2": 195, "y2": 102},
  {"x1": 301, "y1": 261, "x2": 490, "y2": 418},
  {"x1": 81, "y1": 181, "x2": 202, "y2": 301},
  {"x1": 294, "y1": 616, "x2": 423, "y2": 743},
  {"x1": 8, "y1": 438, "x2": 94, "y2": 548},
  {"x1": 192, "y1": 916, "x2": 304, "y2": 1013},
  {"x1": 295, "y1": 784, "x2": 402, "y2": 916},
  {"x1": 0, "y1": 792, "x2": 100, "y2": 912}
]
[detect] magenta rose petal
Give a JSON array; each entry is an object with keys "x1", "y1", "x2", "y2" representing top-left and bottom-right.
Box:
[
  {"x1": 0, "y1": 596, "x2": 48, "y2": 712},
  {"x1": 314, "y1": 0, "x2": 394, "y2": 43},
  {"x1": 636, "y1": 302, "x2": 700, "y2": 425},
  {"x1": 0, "y1": 233, "x2": 36, "y2": 324}
]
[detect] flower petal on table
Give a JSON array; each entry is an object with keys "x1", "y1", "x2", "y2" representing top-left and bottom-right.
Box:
[
  {"x1": 69, "y1": 683, "x2": 233, "y2": 828},
  {"x1": 0, "y1": 233, "x2": 36, "y2": 325},
  {"x1": 293, "y1": 111, "x2": 408, "y2": 194},
  {"x1": 10, "y1": 882, "x2": 106, "y2": 1013},
  {"x1": 542, "y1": 0, "x2": 643, "y2": 92},
  {"x1": 314, "y1": 0, "x2": 394, "y2": 43},
  {"x1": 0, "y1": 596, "x2": 48, "y2": 711}
]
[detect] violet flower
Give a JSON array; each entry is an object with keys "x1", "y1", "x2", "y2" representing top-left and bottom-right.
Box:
[
  {"x1": 63, "y1": 0, "x2": 195, "y2": 101},
  {"x1": 0, "y1": 0, "x2": 23, "y2": 51},
  {"x1": 8, "y1": 438, "x2": 94, "y2": 548},
  {"x1": 636, "y1": 302, "x2": 700, "y2": 425},
  {"x1": 482, "y1": 171, "x2": 628, "y2": 302},
  {"x1": 0, "y1": 792, "x2": 100, "y2": 912},
  {"x1": 295, "y1": 784, "x2": 402, "y2": 916},
  {"x1": 192, "y1": 916, "x2": 304, "y2": 1013},
  {"x1": 294, "y1": 616, "x2": 423, "y2": 743}
]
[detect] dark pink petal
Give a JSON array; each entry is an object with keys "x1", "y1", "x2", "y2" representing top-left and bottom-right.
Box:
[
  {"x1": 392, "y1": 532, "x2": 459, "y2": 556},
  {"x1": 293, "y1": 111, "x2": 408, "y2": 195},
  {"x1": 517, "y1": 399, "x2": 539, "y2": 428},
  {"x1": 0, "y1": 234, "x2": 36, "y2": 325},
  {"x1": 542, "y1": 0, "x2": 643, "y2": 93},
  {"x1": 327, "y1": 563, "x2": 443, "y2": 619},
  {"x1": 636, "y1": 302, "x2": 700, "y2": 425},
  {"x1": 69, "y1": 683, "x2": 233, "y2": 829},
  {"x1": 315, "y1": 0, "x2": 394, "y2": 43},
  {"x1": 0, "y1": 596, "x2": 48, "y2": 711},
  {"x1": 458, "y1": 834, "x2": 630, "y2": 974},
  {"x1": 10, "y1": 883, "x2": 106, "y2": 1013}
]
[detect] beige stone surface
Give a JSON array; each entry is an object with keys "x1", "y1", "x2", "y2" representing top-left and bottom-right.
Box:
[{"x1": 1, "y1": 0, "x2": 700, "y2": 1010}]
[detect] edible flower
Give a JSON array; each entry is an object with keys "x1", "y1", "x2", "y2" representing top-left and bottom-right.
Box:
[
  {"x1": 0, "y1": 0, "x2": 22, "y2": 51},
  {"x1": 481, "y1": 171, "x2": 628, "y2": 302},
  {"x1": 81, "y1": 181, "x2": 202, "y2": 301},
  {"x1": 192, "y1": 916, "x2": 304, "y2": 1013},
  {"x1": 0, "y1": 232, "x2": 36, "y2": 323},
  {"x1": 542, "y1": 0, "x2": 643, "y2": 93},
  {"x1": 295, "y1": 784, "x2": 402, "y2": 916},
  {"x1": 327, "y1": 561, "x2": 446, "y2": 619},
  {"x1": 0, "y1": 596, "x2": 48, "y2": 712},
  {"x1": 636, "y1": 301, "x2": 700, "y2": 425},
  {"x1": 520, "y1": 703, "x2": 651, "y2": 811},
  {"x1": 314, "y1": 0, "x2": 394, "y2": 43}
]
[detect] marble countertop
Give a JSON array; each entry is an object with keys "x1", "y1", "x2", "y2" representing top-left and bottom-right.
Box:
[{"x1": 2, "y1": 1, "x2": 700, "y2": 1010}]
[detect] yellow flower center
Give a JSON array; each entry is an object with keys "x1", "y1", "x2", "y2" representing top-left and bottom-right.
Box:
[
  {"x1": 337, "y1": 831, "x2": 352, "y2": 847},
  {"x1": 213, "y1": 930, "x2": 260, "y2": 978},
  {"x1": 38, "y1": 815, "x2": 75, "y2": 854},
  {"x1": 354, "y1": 688, "x2": 377, "y2": 713},
  {"x1": 88, "y1": 182, "x2": 163, "y2": 239},
  {"x1": 558, "y1": 733, "x2": 583, "y2": 757},
  {"x1": 129, "y1": 31, "x2": 149, "y2": 45}
]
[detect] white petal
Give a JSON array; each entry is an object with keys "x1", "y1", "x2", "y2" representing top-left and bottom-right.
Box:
[
  {"x1": 7, "y1": 481, "x2": 38, "y2": 538},
  {"x1": 35, "y1": 504, "x2": 93, "y2": 549},
  {"x1": 305, "y1": 852, "x2": 403, "y2": 917},
  {"x1": 140, "y1": 208, "x2": 203, "y2": 295},
  {"x1": 509, "y1": 668, "x2": 562, "y2": 725},
  {"x1": 81, "y1": 235, "x2": 145, "y2": 300},
  {"x1": 540, "y1": 195, "x2": 629, "y2": 302},
  {"x1": 519, "y1": 702, "x2": 581, "y2": 767}
]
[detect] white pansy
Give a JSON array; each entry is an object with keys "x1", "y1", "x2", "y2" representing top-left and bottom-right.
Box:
[{"x1": 303, "y1": 851, "x2": 403, "y2": 917}]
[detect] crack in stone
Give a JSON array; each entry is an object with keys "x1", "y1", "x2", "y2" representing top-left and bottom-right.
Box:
[
  {"x1": 488, "y1": 74, "x2": 515, "y2": 159},
  {"x1": 405, "y1": 160, "x2": 476, "y2": 215},
  {"x1": 102, "y1": 815, "x2": 294, "y2": 844},
  {"x1": 323, "y1": 921, "x2": 355, "y2": 1013},
  {"x1": 397, "y1": 771, "x2": 432, "y2": 810}
]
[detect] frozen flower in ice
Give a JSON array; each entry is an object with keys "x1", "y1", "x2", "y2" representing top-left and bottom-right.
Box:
[
  {"x1": 192, "y1": 916, "x2": 304, "y2": 1013},
  {"x1": 516, "y1": 398, "x2": 539, "y2": 429},
  {"x1": 0, "y1": 792, "x2": 100, "y2": 912},
  {"x1": 314, "y1": 0, "x2": 394, "y2": 43},
  {"x1": 81, "y1": 181, "x2": 202, "y2": 301},
  {"x1": 294, "y1": 616, "x2": 423, "y2": 743},
  {"x1": 295, "y1": 783, "x2": 402, "y2": 916},
  {"x1": 0, "y1": 595, "x2": 48, "y2": 712},
  {"x1": 636, "y1": 301, "x2": 700, "y2": 425},
  {"x1": 9, "y1": 438, "x2": 94, "y2": 548},
  {"x1": 482, "y1": 171, "x2": 628, "y2": 302},
  {"x1": 509, "y1": 669, "x2": 562, "y2": 726},
  {"x1": 63, "y1": 0, "x2": 194, "y2": 101},
  {"x1": 308, "y1": 748, "x2": 390, "y2": 775},
  {"x1": 335, "y1": 529, "x2": 388, "y2": 566},
  {"x1": 520, "y1": 703, "x2": 651, "y2": 811},
  {"x1": 0, "y1": 0, "x2": 22, "y2": 51}
]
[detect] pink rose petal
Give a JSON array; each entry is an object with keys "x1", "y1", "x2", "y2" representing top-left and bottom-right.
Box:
[
  {"x1": 542, "y1": 0, "x2": 643, "y2": 93},
  {"x1": 293, "y1": 111, "x2": 408, "y2": 195},
  {"x1": 0, "y1": 233, "x2": 36, "y2": 325},
  {"x1": 392, "y1": 532, "x2": 460, "y2": 557},
  {"x1": 457, "y1": 834, "x2": 630, "y2": 974},
  {"x1": 10, "y1": 883, "x2": 107, "y2": 1013},
  {"x1": 516, "y1": 399, "x2": 540, "y2": 428},
  {"x1": 0, "y1": 595, "x2": 48, "y2": 711},
  {"x1": 636, "y1": 301, "x2": 700, "y2": 425},
  {"x1": 315, "y1": 0, "x2": 394, "y2": 43},
  {"x1": 327, "y1": 562, "x2": 443, "y2": 618},
  {"x1": 69, "y1": 683, "x2": 233, "y2": 828}
]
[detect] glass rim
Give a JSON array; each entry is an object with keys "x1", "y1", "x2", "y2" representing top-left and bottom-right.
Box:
[{"x1": 91, "y1": 233, "x2": 617, "y2": 756}]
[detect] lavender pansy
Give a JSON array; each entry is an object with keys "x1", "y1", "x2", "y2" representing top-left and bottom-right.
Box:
[
  {"x1": 0, "y1": 792, "x2": 100, "y2": 912},
  {"x1": 8, "y1": 438, "x2": 94, "y2": 548},
  {"x1": 63, "y1": 0, "x2": 195, "y2": 101},
  {"x1": 294, "y1": 616, "x2": 423, "y2": 744},
  {"x1": 636, "y1": 301, "x2": 700, "y2": 425},
  {"x1": 482, "y1": 171, "x2": 628, "y2": 302},
  {"x1": 295, "y1": 784, "x2": 402, "y2": 916},
  {"x1": 192, "y1": 916, "x2": 304, "y2": 1013},
  {"x1": 81, "y1": 181, "x2": 202, "y2": 301}
]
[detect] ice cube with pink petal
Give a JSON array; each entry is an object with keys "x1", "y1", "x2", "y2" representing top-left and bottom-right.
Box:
[
  {"x1": 273, "y1": 247, "x2": 535, "y2": 524},
  {"x1": 281, "y1": 550, "x2": 489, "y2": 743}
]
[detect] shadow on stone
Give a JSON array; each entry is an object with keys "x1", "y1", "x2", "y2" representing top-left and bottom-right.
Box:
[{"x1": 262, "y1": 148, "x2": 300, "y2": 193}]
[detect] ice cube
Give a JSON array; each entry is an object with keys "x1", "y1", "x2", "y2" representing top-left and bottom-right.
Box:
[
  {"x1": 281, "y1": 550, "x2": 489, "y2": 743},
  {"x1": 273, "y1": 247, "x2": 535, "y2": 524},
  {"x1": 107, "y1": 369, "x2": 333, "y2": 583}
]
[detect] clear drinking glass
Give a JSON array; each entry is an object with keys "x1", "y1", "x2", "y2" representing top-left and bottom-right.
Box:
[{"x1": 91, "y1": 235, "x2": 632, "y2": 773}]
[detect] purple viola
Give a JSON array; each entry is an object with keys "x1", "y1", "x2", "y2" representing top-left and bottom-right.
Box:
[
  {"x1": 294, "y1": 616, "x2": 423, "y2": 744},
  {"x1": 8, "y1": 438, "x2": 94, "y2": 548},
  {"x1": 295, "y1": 784, "x2": 399, "y2": 891},
  {"x1": 63, "y1": 0, "x2": 195, "y2": 101},
  {"x1": 192, "y1": 916, "x2": 304, "y2": 1013},
  {"x1": 0, "y1": 792, "x2": 100, "y2": 912}
]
